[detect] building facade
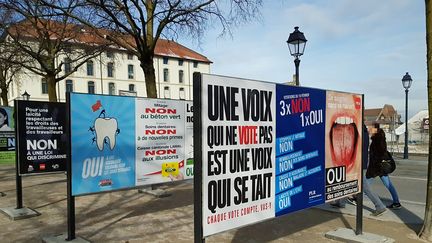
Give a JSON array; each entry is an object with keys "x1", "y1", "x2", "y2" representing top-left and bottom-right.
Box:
[
  {"x1": 364, "y1": 104, "x2": 401, "y2": 133},
  {"x1": 7, "y1": 39, "x2": 211, "y2": 105}
]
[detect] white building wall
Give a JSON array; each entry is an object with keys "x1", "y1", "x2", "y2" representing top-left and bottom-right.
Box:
[
  {"x1": 9, "y1": 49, "x2": 210, "y2": 104},
  {"x1": 155, "y1": 56, "x2": 210, "y2": 100}
]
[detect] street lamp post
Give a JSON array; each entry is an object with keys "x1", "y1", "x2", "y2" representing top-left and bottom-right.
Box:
[
  {"x1": 21, "y1": 91, "x2": 30, "y2": 101},
  {"x1": 401, "y1": 72, "x2": 412, "y2": 159},
  {"x1": 16, "y1": 90, "x2": 30, "y2": 209},
  {"x1": 287, "y1": 26, "x2": 307, "y2": 86}
]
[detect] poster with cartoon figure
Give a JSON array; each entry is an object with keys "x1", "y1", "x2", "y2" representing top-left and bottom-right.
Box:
[
  {"x1": 135, "y1": 98, "x2": 186, "y2": 185},
  {"x1": 70, "y1": 93, "x2": 136, "y2": 196},
  {"x1": 324, "y1": 91, "x2": 362, "y2": 201}
]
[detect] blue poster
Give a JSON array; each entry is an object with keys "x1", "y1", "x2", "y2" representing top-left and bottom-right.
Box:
[
  {"x1": 70, "y1": 93, "x2": 136, "y2": 196},
  {"x1": 275, "y1": 84, "x2": 326, "y2": 216}
]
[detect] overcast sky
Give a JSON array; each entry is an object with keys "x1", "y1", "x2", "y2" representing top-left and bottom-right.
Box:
[{"x1": 180, "y1": 0, "x2": 426, "y2": 120}]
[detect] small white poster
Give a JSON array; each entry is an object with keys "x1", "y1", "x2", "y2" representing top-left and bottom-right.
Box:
[{"x1": 135, "y1": 98, "x2": 186, "y2": 185}]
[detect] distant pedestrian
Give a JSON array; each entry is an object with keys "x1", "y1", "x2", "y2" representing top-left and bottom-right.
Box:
[
  {"x1": 366, "y1": 123, "x2": 401, "y2": 210},
  {"x1": 359, "y1": 124, "x2": 387, "y2": 216},
  {"x1": 343, "y1": 124, "x2": 387, "y2": 216}
]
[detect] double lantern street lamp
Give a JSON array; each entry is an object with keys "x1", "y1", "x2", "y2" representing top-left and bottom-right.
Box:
[
  {"x1": 401, "y1": 72, "x2": 412, "y2": 159},
  {"x1": 287, "y1": 26, "x2": 307, "y2": 86}
]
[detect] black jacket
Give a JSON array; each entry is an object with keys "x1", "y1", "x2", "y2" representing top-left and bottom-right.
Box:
[
  {"x1": 362, "y1": 125, "x2": 369, "y2": 170},
  {"x1": 366, "y1": 128, "x2": 387, "y2": 178}
]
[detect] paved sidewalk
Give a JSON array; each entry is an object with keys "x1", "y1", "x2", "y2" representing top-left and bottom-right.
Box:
[
  {"x1": 318, "y1": 197, "x2": 424, "y2": 227},
  {"x1": 318, "y1": 155, "x2": 427, "y2": 226},
  {"x1": 0, "y1": 164, "x2": 426, "y2": 242}
]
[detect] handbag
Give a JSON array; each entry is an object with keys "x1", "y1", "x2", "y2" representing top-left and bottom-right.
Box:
[{"x1": 380, "y1": 151, "x2": 396, "y2": 174}]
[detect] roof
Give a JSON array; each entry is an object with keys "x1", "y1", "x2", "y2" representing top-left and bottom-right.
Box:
[
  {"x1": 365, "y1": 104, "x2": 398, "y2": 118},
  {"x1": 364, "y1": 108, "x2": 382, "y2": 117},
  {"x1": 7, "y1": 19, "x2": 107, "y2": 45},
  {"x1": 154, "y1": 39, "x2": 211, "y2": 63},
  {"x1": 7, "y1": 19, "x2": 212, "y2": 63},
  {"x1": 381, "y1": 104, "x2": 397, "y2": 117}
]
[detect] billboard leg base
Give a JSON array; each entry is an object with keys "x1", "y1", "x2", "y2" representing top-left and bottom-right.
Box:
[
  {"x1": 42, "y1": 233, "x2": 90, "y2": 243},
  {"x1": 0, "y1": 206, "x2": 40, "y2": 220},
  {"x1": 325, "y1": 228, "x2": 394, "y2": 243}
]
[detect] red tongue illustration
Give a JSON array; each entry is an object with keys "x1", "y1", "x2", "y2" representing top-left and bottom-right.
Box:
[{"x1": 331, "y1": 123, "x2": 356, "y2": 169}]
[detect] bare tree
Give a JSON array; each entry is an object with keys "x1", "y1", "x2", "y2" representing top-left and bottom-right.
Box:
[
  {"x1": 420, "y1": 0, "x2": 432, "y2": 240},
  {"x1": 0, "y1": 9, "x2": 24, "y2": 106},
  {"x1": 0, "y1": 44, "x2": 24, "y2": 106},
  {"x1": 0, "y1": 0, "x2": 108, "y2": 102},
  {"x1": 43, "y1": 0, "x2": 262, "y2": 98}
]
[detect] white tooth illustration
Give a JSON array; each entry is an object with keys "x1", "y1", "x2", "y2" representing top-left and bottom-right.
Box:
[
  {"x1": 94, "y1": 117, "x2": 118, "y2": 151},
  {"x1": 335, "y1": 117, "x2": 354, "y2": 125}
]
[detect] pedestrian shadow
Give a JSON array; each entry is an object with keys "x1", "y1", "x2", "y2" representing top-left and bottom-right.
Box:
[{"x1": 380, "y1": 198, "x2": 423, "y2": 232}]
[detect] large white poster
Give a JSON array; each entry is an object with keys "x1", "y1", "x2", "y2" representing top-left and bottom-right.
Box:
[{"x1": 202, "y1": 74, "x2": 276, "y2": 237}]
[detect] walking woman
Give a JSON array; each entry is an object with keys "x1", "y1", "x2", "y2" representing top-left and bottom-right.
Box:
[{"x1": 366, "y1": 123, "x2": 402, "y2": 209}]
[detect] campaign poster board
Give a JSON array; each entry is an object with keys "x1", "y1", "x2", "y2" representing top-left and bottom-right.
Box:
[
  {"x1": 274, "y1": 84, "x2": 327, "y2": 216},
  {"x1": 16, "y1": 100, "x2": 67, "y2": 175},
  {"x1": 0, "y1": 106, "x2": 15, "y2": 164},
  {"x1": 69, "y1": 93, "x2": 193, "y2": 196},
  {"x1": 324, "y1": 91, "x2": 362, "y2": 201},
  {"x1": 135, "y1": 98, "x2": 186, "y2": 185},
  {"x1": 184, "y1": 101, "x2": 194, "y2": 179},
  {"x1": 198, "y1": 74, "x2": 362, "y2": 237},
  {"x1": 200, "y1": 75, "x2": 276, "y2": 237}
]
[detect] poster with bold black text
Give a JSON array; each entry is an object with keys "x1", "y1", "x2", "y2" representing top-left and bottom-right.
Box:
[
  {"x1": 16, "y1": 101, "x2": 67, "y2": 175},
  {"x1": 201, "y1": 74, "x2": 276, "y2": 237},
  {"x1": 184, "y1": 101, "x2": 194, "y2": 179}
]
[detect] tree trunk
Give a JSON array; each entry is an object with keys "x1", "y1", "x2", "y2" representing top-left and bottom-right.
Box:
[
  {"x1": 420, "y1": 0, "x2": 432, "y2": 240},
  {"x1": 0, "y1": 69, "x2": 8, "y2": 106},
  {"x1": 47, "y1": 75, "x2": 57, "y2": 102},
  {"x1": 1, "y1": 91, "x2": 8, "y2": 106},
  {"x1": 140, "y1": 56, "x2": 158, "y2": 98}
]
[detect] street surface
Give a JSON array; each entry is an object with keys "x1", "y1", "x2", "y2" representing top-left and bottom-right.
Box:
[{"x1": 0, "y1": 155, "x2": 429, "y2": 242}]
